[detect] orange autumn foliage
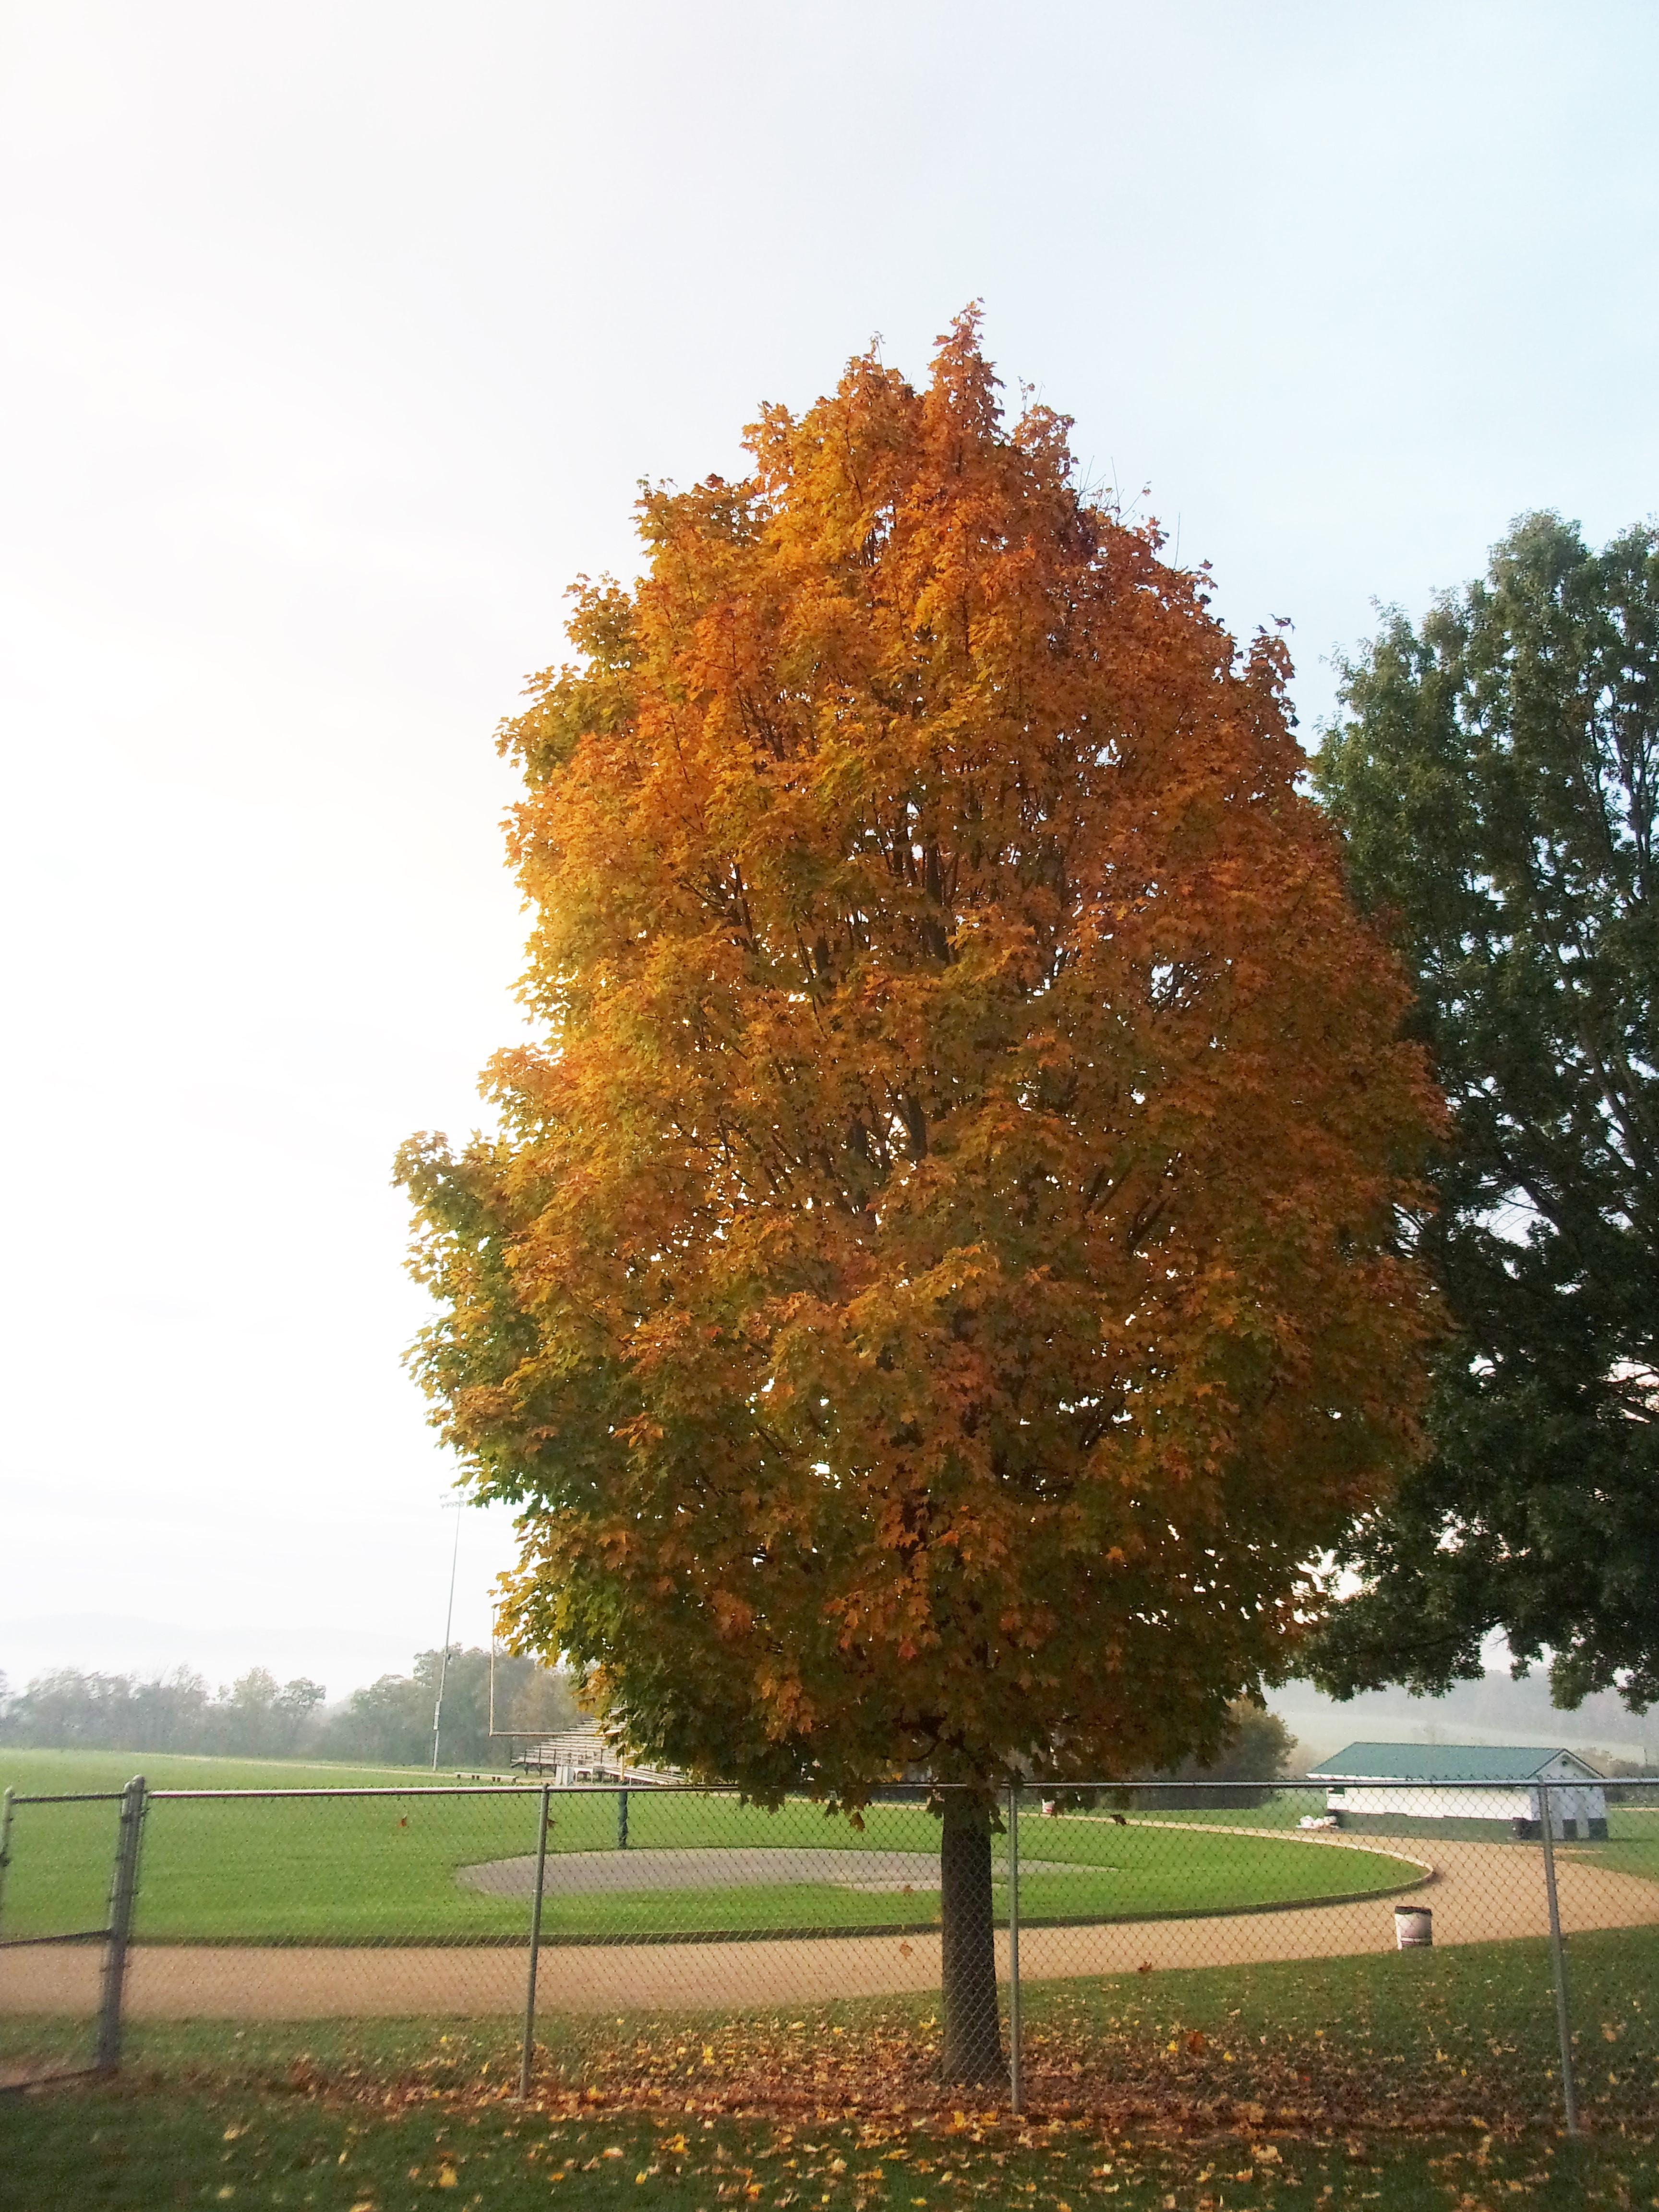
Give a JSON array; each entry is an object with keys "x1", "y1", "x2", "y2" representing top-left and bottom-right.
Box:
[{"x1": 398, "y1": 315, "x2": 1442, "y2": 1802}]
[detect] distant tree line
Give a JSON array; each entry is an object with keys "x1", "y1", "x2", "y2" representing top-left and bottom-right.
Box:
[
  {"x1": 1596, "y1": 1755, "x2": 1659, "y2": 1803},
  {"x1": 0, "y1": 1666, "x2": 327, "y2": 1758},
  {"x1": 1132, "y1": 1700, "x2": 1298, "y2": 1808},
  {"x1": 0, "y1": 1651, "x2": 1289, "y2": 1792},
  {"x1": 318, "y1": 1646, "x2": 583, "y2": 1770},
  {"x1": 0, "y1": 1647, "x2": 582, "y2": 1770}
]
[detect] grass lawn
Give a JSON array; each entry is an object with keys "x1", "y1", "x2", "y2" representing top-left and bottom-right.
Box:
[
  {"x1": 4, "y1": 2080, "x2": 1656, "y2": 2209},
  {"x1": 0, "y1": 1749, "x2": 473, "y2": 1794},
  {"x1": 1566, "y1": 1808, "x2": 1659, "y2": 1886},
  {"x1": 0, "y1": 1754, "x2": 1422, "y2": 1945}
]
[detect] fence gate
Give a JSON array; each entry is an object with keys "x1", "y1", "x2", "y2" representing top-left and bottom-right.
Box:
[{"x1": 0, "y1": 1777, "x2": 146, "y2": 2090}]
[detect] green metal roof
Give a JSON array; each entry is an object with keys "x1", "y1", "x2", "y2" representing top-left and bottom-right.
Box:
[{"x1": 1308, "y1": 1743, "x2": 1602, "y2": 1782}]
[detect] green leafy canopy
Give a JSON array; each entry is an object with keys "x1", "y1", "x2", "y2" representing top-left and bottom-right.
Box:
[{"x1": 1312, "y1": 512, "x2": 1659, "y2": 1711}]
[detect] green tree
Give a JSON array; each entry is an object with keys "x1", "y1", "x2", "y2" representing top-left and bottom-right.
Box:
[
  {"x1": 397, "y1": 318, "x2": 1439, "y2": 2080},
  {"x1": 213, "y1": 1670, "x2": 327, "y2": 1757},
  {"x1": 1130, "y1": 1697, "x2": 1296, "y2": 1810},
  {"x1": 318, "y1": 1647, "x2": 579, "y2": 1770},
  {"x1": 1312, "y1": 512, "x2": 1659, "y2": 1711},
  {"x1": 319, "y1": 1665, "x2": 431, "y2": 1768}
]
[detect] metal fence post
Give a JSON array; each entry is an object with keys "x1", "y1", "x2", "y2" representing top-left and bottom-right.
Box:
[
  {"x1": 1006, "y1": 1781, "x2": 1022, "y2": 2114},
  {"x1": 1538, "y1": 1778, "x2": 1579, "y2": 2135},
  {"x1": 94, "y1": 1775, "x2": 147, "y2": 2073},
  {"x1": 518, "y1": 1785, "x2": 552, "y2": 2101},
  {"x1": 0, "y1": 1786, "x2": 14, "y2": 1938}
]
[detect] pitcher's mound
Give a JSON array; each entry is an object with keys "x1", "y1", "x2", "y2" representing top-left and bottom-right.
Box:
[
  {"x1": 459, "y1": 1846, "x2": 1082, "y2": 1895},
  {"x1": 458, "y1": 1847, "x2": 944, "y2": 1896}
]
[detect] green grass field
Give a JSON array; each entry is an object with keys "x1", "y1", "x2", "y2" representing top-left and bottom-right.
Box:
[
  {"x1": 1, "y1": 1751, "x2": 1425, "y2": 1944},
  {"x1": 0, "y1": 1748, "x2": 490, "y2": 1794},
  {"x1": 1565, "y1": 1809, "x2": 1659, "y2": 1885}
]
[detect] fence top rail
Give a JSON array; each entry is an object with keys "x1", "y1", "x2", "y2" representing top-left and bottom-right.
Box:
[
  {"x1": 127, "y1": 1773, "x2": 1659, "y2": 1802},
  {"x1": 7, "y1": 1790, "x2": 133, "y2": 1805},
  {"x1": 147, "y1": 1783, "x2": 552, "y2": 1801}
]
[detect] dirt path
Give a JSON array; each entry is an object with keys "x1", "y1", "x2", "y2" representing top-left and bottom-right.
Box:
[{"x1": 5, "y1": 1837, "x2": 1656, "y2": 2021}]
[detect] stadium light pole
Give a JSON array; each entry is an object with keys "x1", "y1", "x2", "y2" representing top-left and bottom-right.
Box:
[{"x1": 431, "y1": 1499, "x2": 464, "y2": 1772}]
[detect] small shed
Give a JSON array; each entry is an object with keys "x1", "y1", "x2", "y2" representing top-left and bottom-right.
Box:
[{"x1": 1307, "y1": 1743, "x2": 1608, "y2": 1839}]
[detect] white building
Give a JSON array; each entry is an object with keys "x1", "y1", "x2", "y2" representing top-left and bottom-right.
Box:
[{"x1": 1307, "y1": 1743, "x2": 1608, "y2": 1839}]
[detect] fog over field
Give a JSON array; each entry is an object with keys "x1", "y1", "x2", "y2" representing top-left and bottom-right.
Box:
[
  {"x1": 5, "y1": 1607, "x2": 1653, "y2": 1772},
  {"x1": 1271, "y1": 1676, "x2": 1659, "y2": 1769}
]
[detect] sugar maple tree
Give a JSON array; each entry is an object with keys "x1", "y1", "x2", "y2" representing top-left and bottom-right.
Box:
[{"x1": 397, "y1": 316, "x2": 1441, "y2": 2081}]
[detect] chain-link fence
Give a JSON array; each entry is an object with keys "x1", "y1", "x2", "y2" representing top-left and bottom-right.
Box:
[
  {"x1": 0, "y1": 1777, "x2": 144, "y2": 2087},
  {"x1": 3, "y1": 1775, "x2": 1655, "y2": 2128}
]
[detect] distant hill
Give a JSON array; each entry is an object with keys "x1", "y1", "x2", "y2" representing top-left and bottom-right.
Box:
[{"x1": 1268, "y1": 1673, "x2": 1657, "y2": 1767}]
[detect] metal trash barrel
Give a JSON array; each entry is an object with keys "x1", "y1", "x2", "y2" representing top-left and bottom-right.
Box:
[{"x1": 1394, "y1": 1905, "x2": 1433, "y2": 1949}]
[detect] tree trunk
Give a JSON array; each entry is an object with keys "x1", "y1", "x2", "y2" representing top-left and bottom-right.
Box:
[{"x1": 938, "y1": 1794, "x2": 1004, "y2": 2085}]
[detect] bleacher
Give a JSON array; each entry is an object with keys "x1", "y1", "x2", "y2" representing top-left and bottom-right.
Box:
[{"x1": 511, "y1": 1729, "x2": 681, "y2": 1784}]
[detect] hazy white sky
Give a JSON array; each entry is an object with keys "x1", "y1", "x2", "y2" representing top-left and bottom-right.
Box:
[{"x1": 2, "y1": 1, "x2": 1655, "y2": 1701}]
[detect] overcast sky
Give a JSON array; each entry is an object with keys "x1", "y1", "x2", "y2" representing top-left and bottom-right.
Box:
[{"x1": 2, "y1": 2, "x2": 1656, "y2": 1703}]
